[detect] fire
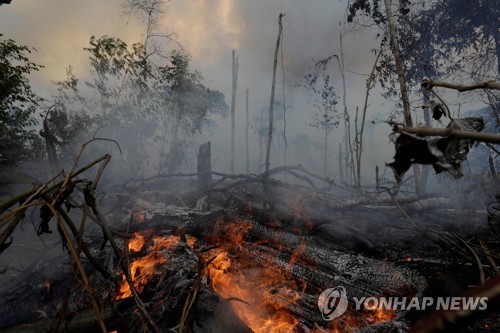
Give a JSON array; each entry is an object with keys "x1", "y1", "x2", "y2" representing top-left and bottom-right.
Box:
[
  {"x1": 289, "y1": 191, "x2": 316, "y2": 230},
  {"x1": 364, "y1": 307, "x2": 397, "y2": 324},
  {"x1": 185, "y1": 234, "x2": 198, "y2": 249},
  {"x1": 115, "y1": 216, "x2": 398, "y2": 332},
  {"x1": 41, "y1": 281, "x2": 51, "y2": 294},
  {"x1": 116, "y1": 234, "x2": 180, "y2": 300},
  {"x1": 128, "y1": 232, "x2": 145, "y2": 252},
  {"x1": 203, "y1": 219, "x2": 305, "y2": 333},
  {"x1": 207, "y1": 249, "x2": 300, "y2": 333}
]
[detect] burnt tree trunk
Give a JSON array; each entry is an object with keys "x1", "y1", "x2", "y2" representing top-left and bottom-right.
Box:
[
  {"x1": 265, "y1": 13, "x2": 284, "y2": 176},
  {"x1": 383, "y1": 0, "x2": 421, "y2": 195},
  {"x1": 230, "y1": 50, "x2": 239, "y2": 174},
  {"x1": 245, "y1": 88, "x2": 250, "y2": 174},
  {"x1": 197, "y1": 141, "x2": 212, "y2": 192}
]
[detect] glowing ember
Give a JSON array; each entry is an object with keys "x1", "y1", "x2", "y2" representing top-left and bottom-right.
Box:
[
  {"x1": 116, "y1": 234, "x2": 180, "y2": 300},
  {"x1": 202, "y1": 219, "x2": 303, "y2": 332},
  {"x1": 185, "y1": 234, "x2": 198, "y2": 249},
  {"x1": 207, "y1": 249, "x2": 301, "y2": 333},
  {"x1": 364, "y1": 307, "x2": 397, "y2": 324},
  {"x1": 115, "y1": 216, "x2": 398, "y2": 332},
  {"x1": 128, "y1": 232, "x2": 145, "y2": 252}
]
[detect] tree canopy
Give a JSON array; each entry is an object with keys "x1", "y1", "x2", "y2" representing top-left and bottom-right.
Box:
[
  {"x1": 346, "y1": 0, "x2": 499, "y2": 117},
  {"x1": 0, "y1": 35, "x2": 44, "y2": 165}
]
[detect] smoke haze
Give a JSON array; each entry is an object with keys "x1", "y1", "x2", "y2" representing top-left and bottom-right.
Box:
[{"x1": 0, "y1": 0, "x2": 485, "y2": 181}]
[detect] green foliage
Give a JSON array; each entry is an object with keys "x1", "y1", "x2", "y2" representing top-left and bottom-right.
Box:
[
  {"x1": 158, "y1": 50, "x2": 228, "y2": 172},
  {"x1": 85, "y1": 35, "x2": 152, "y2": 108},
  {"x1": 304, "y1": 69, "x2": 339, "y2": 133},
  {"x1": 159, "y1": 50, "x2": 228, "y2": 135},
  {"x1": 0, "y1": 35, "x2": 45, "y2": 165},
  {"x1": 345, "y1": 0, "x2": 499, "y2": 114},
  {"x1": 66, "y1": 37, "x2": 228, "y2": 175}
]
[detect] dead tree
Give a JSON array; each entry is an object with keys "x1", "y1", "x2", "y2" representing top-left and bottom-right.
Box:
[
  {"x1": 383, "y1": 0, "x2": 422, "y2": 195},
  {"x1": 339, "y1": 32, "x2": 351, "y2": 185},
  {"x1": 197, "y1": 141, "x2": 212, "y2": 192},
  {"x1": 230, "y1": 50, "x2": 239, "y2": 174},
  {"x1": 265, "y1": 13, "x2": 284, "y2": 176},
  {"x1": 355, "y1": 50, "x2": 381, "y2": 189},
  {"x1": 245, "y1": 88, "x2": 250, "y2": 174}
]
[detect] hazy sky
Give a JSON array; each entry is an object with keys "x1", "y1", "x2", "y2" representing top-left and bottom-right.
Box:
[
  {"x1": 0, "y1": 0, "x2": 411, "y2": 178},
  {"x1": 0, "y1": 0, "x2": 381, "y2": 102}
]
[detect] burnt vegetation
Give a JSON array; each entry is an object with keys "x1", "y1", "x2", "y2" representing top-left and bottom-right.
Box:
[{"x1": 1, "y1": 0, "x2": 500, "y2": 332}]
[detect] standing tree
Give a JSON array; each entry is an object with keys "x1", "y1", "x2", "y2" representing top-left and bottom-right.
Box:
[
  {"x1": 245, "y1": 87, "x2": 250, "y2": 174},
  {"x1": 0, "y1": 35, "x2": 45, "y2": 165},
  {"x1": 230, "y1": 50, "x2": 239, "y2": 173},
  {"x1": 346, "y1": 0, "x2": 499, "y2": 191},
  {"x1": 57, "y1": 37, "x2": 226, "y2": 177},
  {"x1": 122, "y1": 0, "x2": 177, "y2": 58},
  {"x1": 159, "y1": 51, "x2": 228, "y2": 174},
  {"x1": 346, "y1": 0, "x2": 499, "y2": 117},
  {"x1": 306, "y1": 74, "x2": 340, "y2": 178},
  {"x1": 83, "y1": 35, "x2": 157, "y2": 175},
  {"x1": 265, "y1": 13, "x2": 284, "y2": 176},
  {"x1": 382, "y1": 0, "x2": 421, "y2": 194}
]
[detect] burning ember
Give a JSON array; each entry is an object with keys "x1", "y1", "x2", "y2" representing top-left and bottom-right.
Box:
[
  {"x1": 364, "y1": 307, "x2": 397, "y2": 324},
  {"x1": 116, "y1": 234, "x2": 180, "y2": 300},
  {"x1": 128, "y1": 232, "x2": 145, "y2": 252},
  {"x1": 115, "y1": 216, "x2": 399, "y2": 332},
  {"x1": 206, "y1": 248, "x2": 301, "y2": 333}
]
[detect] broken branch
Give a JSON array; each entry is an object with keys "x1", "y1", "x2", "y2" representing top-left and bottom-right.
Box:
[
  {"x1": 395, "y1": 126, "x2": 500, "y2": 145},
  {"x1": 421, "y1": 79, "x2": 500, "y2": 92}
]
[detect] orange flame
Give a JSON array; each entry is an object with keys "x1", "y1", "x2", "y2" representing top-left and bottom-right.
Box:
[
  {"x1": 115, "y1": 217, "x2": 398, "y2": 332},
  {"x1": 116, "y1": 234, "x2": 180, "y2": 300},
  {"x1": 207, "y1": 249, "x2": 300, "y2": 333},
  {"x1": 203, "y1": 219, "x2": 305, "y2": 332},
  {"x1": 365, "y1": 307, "x2": 397, "y2": 324},
  {"x1": 128, "y1": 232, "x2": 145, "y2": 252},
  {"x1": 185, "y1": 234, "x2": 198, "y2": 249}
]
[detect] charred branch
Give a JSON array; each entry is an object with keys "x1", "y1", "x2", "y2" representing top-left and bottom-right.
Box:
[{"x1": 421, "y1": 79, "x2": 500, "y2": 92}]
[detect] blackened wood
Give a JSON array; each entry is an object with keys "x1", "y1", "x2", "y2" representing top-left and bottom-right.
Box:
[{"x1": 197, "y1": 141, "x2": 212, "y2": 192}]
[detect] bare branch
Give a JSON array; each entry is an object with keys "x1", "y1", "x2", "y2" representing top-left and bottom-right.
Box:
[
  {"x1": 422, "y1": 79, "x2": 500, "y2": 92},
  {"x1": 395, "y1": 126, "x2": 500, "y2": 145}
]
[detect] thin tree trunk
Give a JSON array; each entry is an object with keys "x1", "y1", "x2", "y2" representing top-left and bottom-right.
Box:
[
  {"x1": 167, "y1": 94, "x2": 181, "y2": 174},
  {"x1": 246, "y1": 88, "x2": 250, "y2": 174},
  {"x1": 383, "y1": 0, "x2": 421, "y2": 195},
  {"x1": 339, "y1": 141, "x2": 344, "y2": 182},
  {"x1": 354, "y1": 106, "x2": 359, "y2": 184},
  {"x1": 197, "y1": 142, "x2": 212, "y2": 192},
  {"x1": 356, "y1": 50, "x2": 382, "y2": 189},
  {"x1": 324, "y1": 117, "x2": 328, "y2": 178},
  {"x1": 420, "y1": 85, "x2": 432, "y2": 193},
  {"x1": 230, "y1": 50, "x2": 239, "y2": 174},
  {"x1": 259, "y1": 130, "x2": 263, "y2": 173},
  {"x1": 339, "y1": 32, "x2": 350, "y2": 185},
  {"x1": 265, "y1": 13, "x2": 284, "y2": 176},
  {"x1": 495, "y1": 26, "x2": 500, "y2": 75}
]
